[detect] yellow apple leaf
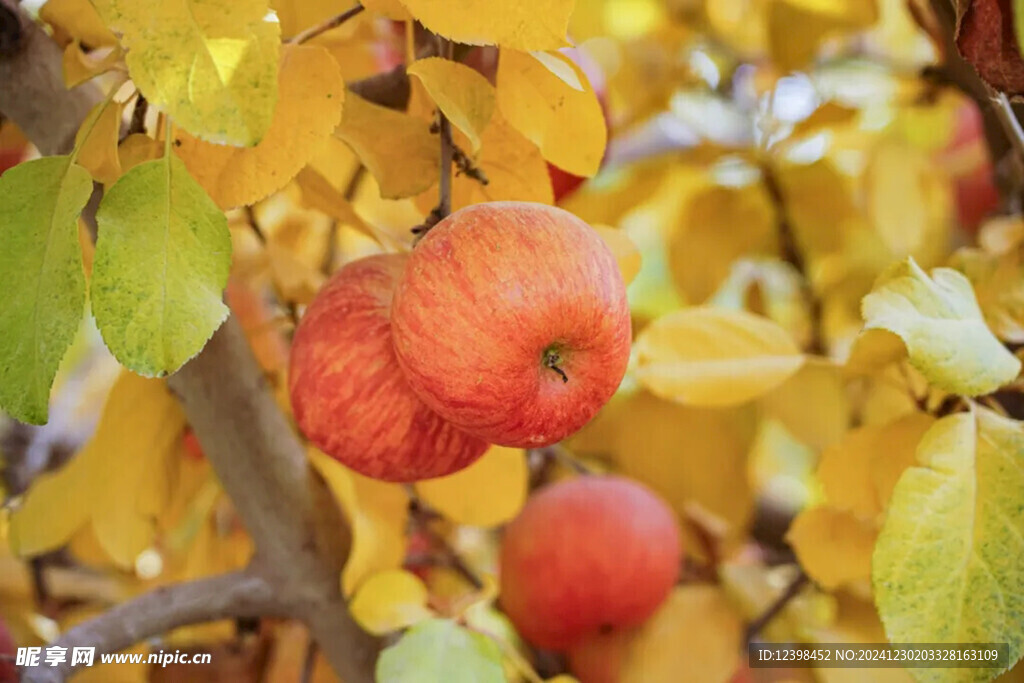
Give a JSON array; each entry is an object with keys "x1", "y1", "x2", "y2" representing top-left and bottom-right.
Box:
[
  {"x1": 173, "y1": 45, "x2": 343, "y2": 209},
  {"x1": 620, "y1": 586, "x2": 743, "y2": 683},
  {"x1": 408, "y1": 57, "x2": 496, "y2": 153},
  {"x1": 592, "y1": 225, "x2": 642, "y2": 286},
  {"x1": 361, "y1": 0, "x2": 410, "y2": 20},
  {"x1": 861, "y1": 257, "x2": 1021, "y2": 396},
  {"x1": 93, "y1": 0, "x2": 280, "y2": 146},
  {"x1": 40, "y1": 0, "x2": 118, "y2": 47},
  {"x1": 397, "y1": 0, "x2": 573, "y2": 51},
  {"x1": 669, "y1": 182, "x2": 779, "y2": 304},
  {"x1": 118, "y1": 133, "x2": 163, "y2": 176},
  {"x1": 496, "y1": 48, "x2": 606, "y2": 177},
  {"x1": 568, "y1": 390, "x2": 758, "y2": 537},
  {"x1": 786, "y1": 506, "x2": 876, "y2": 590},
  {"x1": 74, "y1": 99, "x2": 124, "y2": 186},
  {"x1": 62, "y1": 42, "x2": 123, "y2": 89},
  {"x1": 874, "y1": 409, "x2": 1024, "y2": 681},
  {"x1": 336, "y1": 91, "x2": 439, "y2": 199},
  {"x1": 294, "y1": 168, "x2": 379, "y2": 241},
  {"x1": 865, "y1": 140, "x2": 952, "y2": 268},
  {"x1": 635, "y1": 307, "x2": 806, "y2": 407},
  {"x1": 759, "y1": 361, "x2": 850, "y2": 452},
  {"x1": 709, "y1": 258, "x2": 813, "y2": 347},
  {"x1": 952, "y1": 247, "x2": 1024, "y2": 344},
  {"x1": 350, "y1": 569, "x2": 435, "y2": 635},
  {"x1": 308, "y1": 449, "x2": 409, "y2": 596},
  {"x1": 415, "y1": 446, "x2": 527, "y2": 528},
  {"x1": 265, "y1": 241, "x2": 326, "y2": 305},
  {"x1": 817, "y1": 412, "x2": 934, "y2": 519},
  {"x1": 9, "y1": 371, "x2": 184, "y2": 568},
  {"x1": 844, "y1": 328, "x2": 907, "y2": 375}
]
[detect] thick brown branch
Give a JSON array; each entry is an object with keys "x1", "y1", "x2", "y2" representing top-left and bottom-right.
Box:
[
  {"x1": 0, "y1": 0, "x2": 101, "y2": 155},
  {"x1": 22, "y1": 572, "x2": 283, "y2": 682}
]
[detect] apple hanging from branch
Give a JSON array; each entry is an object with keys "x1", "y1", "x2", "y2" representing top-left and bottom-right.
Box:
[
  {"x1": 289, "y1": 254, "x2": 488, "y2": 482},
  {"x1": 390, "y1": 202, "x2": 631, "y2": 448}
]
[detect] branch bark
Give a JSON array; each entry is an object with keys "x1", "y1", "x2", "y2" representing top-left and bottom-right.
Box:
[
  {"x1": 24, "y1": 572, "x2": 284, "y2": 682},
  {"x1": 0, "y1": 4, "x2": 379, "y2": 681}
]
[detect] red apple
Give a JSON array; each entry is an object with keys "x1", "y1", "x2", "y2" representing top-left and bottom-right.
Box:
[
  {"x1": 498, "y1": 476, "x2": 682, "y2": 650},
  {"x1": 289, "y1": 254, "x2": 488, "y2": 482},
  {"x1": 0, "y1": 617, "x2": 16, "y2": 683},
  {"x1": 567, "y1": 627, "x2": 635, "y2": 683},
  {"x1": 390, "y1": 202, "x2": 631, "y2": 448},
  {"x1": 0, "y1": 147, "x2": 24, "y2": 177},
  {"x1": 548, "y1": 47, "x2": 610, "y2": 203},
  {"x1": 936, "y1": 100, "x2": 1000, "y2": 234}
]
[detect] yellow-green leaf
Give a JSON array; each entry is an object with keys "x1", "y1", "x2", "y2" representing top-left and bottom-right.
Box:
[
  {"x1": 91, "y1": 152, "x2": 231, "y2": 376},
  {"x1": 94, "y1": 0, "x2": 280, "y2": 145},
  {"x1": 174, "y1": 44, "x2": 344, "y2": 209},
  {"x1": 0, "y1": 157, "x2": 92, "y2": 424},
  {"x1": 335, "y1": 91, "x2": 439, "y2": 199},
  {"x1": 861, "y1": 257, "x2": 1021, "y2": 396},
  {"x1": 397, "y1": 0, "x2": 573, "y2": 50},
  {"x1": 376, "y1": 618, "x2": 505, "y2": 683},
  {"x1": 414, "y1": 445, "x2": 527, "y2": 528},
  {"x1": 787, "y1": 506, "x2": 876, "y2": 590},
  {"x1": 408, "y1": 57, "x2": 496, "y2": 153},
  {"x1": 874, "y1": 409, "x2": 1024, "y2": 681},
  {"x1": 40, "y1": 0, "x2": 118, "y2": 47},
  {"x1": 496, "y1": 48, "x2": 606, "y2": 176},
  {"x1": 9, "y1": 371, "x2": 184, "y2": 567},
  {"x1": 635, "y1": 308, "x2": 806, "y2": 407},
  {"x1": 350, "y1": 569, "x2": 435, "y2": 635}
]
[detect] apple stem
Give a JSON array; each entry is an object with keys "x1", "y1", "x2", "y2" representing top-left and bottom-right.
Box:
[{"x1": 544, "y1": 349, "x2": 569, "y2": 383}]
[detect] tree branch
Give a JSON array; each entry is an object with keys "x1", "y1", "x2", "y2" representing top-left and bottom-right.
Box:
[
  {"x1": 743, "y1": 570, "x2": 809, "y2": 644},
  {"x1": 23, "y1": 572, "x2": 284, "y2": 682},
  {"x1": 287, "y1": 3, "x2": 365, "y2": 45}
]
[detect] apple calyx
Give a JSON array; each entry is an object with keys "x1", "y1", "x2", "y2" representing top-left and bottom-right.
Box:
[{"x1": 543, "y1": 346, "x2": 569, "y2": 383}]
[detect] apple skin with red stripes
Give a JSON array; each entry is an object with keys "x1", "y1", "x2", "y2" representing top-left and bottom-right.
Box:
[
  {"x1": 289, "y1": 254, "x2": 488, "y2": 482},
  {"x1": 390, "y1": 202, "x2": 631, "y2": 448}
]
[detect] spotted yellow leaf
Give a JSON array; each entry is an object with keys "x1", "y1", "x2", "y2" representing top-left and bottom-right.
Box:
[
  {"x1": 350, "y1": 569, "x2": 435, "y2": 635},
  {"x1": 74, "y1": 99, "x2": 124, "y2": 186},
  {"x1": 93, "y1": 0, "x2": 280, "y2": 145},
  {"x1": 497, "y1": 48, "x2": 606, "y2": 176},
  {"x1": 415, "y1": 446, "x2": 527, "y2": 528},
  {"x1": 861, "y1": 257, "x2": 1021, "y2": 396},
  {"x1": 174, "y1": 45, "x2": 343, "y2": 209},
  {"x1": 397, "y1": 0, "x2": 573, "y2": 50},
  {"x1": 635, "y1": 308, "x2": 806, "y2": 407},
  {"x1": 874, "y1": 409, "x2": 1024, "y2": 681},
  {"x1": 408, "y1": 57, "x2": 496, "y2": 153}
]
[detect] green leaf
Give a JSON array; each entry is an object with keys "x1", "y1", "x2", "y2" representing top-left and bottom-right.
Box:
[
  {"x1": 91, "y1": 153, "x2": 231, "y2": 377},
  {"x1": 376, "y1": 619, "x2": 505, "y2": 683},
  {"x1": 93, "y1": 0, "x2": 280, "y2": 145},
  {"x1": 861, "y1": 257, "x2": 1021, "y2": 396},
  {"x1": 873, "y1": 408, "x2": 1024, "y2": 682},
  {"x1": 0, "y1": 157, "x2": 92, "y2": 424}
]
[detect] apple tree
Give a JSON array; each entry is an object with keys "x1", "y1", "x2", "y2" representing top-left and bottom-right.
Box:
[{"x1": 0, "y1": 0, "x2": 1023, "y2": 681}]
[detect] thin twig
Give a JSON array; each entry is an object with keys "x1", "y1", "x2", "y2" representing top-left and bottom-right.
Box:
[
  {"x1": 288, "y1": 4, "x2": 365, "y2": 45},
  {"x1": 408, "y1": 497, "x2": 485, "y2": 590},
  {"x1": 127, "y1": 93, "x2": 148, "y2": 137},
  {"x1": 436, "y1": 38, "x2": 455, "y2": 220},
  {"x1": 744, "y1": 570, "x2": 809, "y2": 645},
  {"x1": 301, "y1": 637, "x2": 319, "y2": 683},
  {"x1": 245, "y1": 205, "x2": 267, "y2": 245}
]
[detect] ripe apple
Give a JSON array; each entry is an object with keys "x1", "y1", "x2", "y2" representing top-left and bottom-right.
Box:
[
  {"x1": 0, "y1": 617, "x2": 16, "y2": 683},
  {"x1": 936, "y1": 100, "x2": 1000, "y2": 234},
  {"x1": 567, "y1": 627, "x2": 635, "y2": 683},
  {"x1": 289, "y1": 253, "x2": 488, "y2": 482},
  {"x1": 0, "y1": 146, "x2": 24, "y2": 177},
  {"x1": 390, "y1": 202, "x2": 631, "y2": 448},
  {"x1": 498, "y1": 476, "x2": 682, "y2": 650},
  {"x1": 548, "y1": 47, "x2": 610, "y2": 204}
]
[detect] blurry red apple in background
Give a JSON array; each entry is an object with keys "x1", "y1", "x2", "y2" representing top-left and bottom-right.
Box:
[
  {"x1": 390, "y1": 202, "x2": 631, "y2": 448},
  {"x1": 0, "y1": 146, "x2": 25, "y2": 177},
  {"x1": 289, "y1": 254, "x2": 488, "y2": 482},
  {"x1": 936, "y1": 100, "x2": 1000, "y2": 234},
  {"x1": 498, "y1": 476, "x2": 682, "y2": 651},
  {"x1": 182, "y1": 428, "x2": 205, "y2": 461}
]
